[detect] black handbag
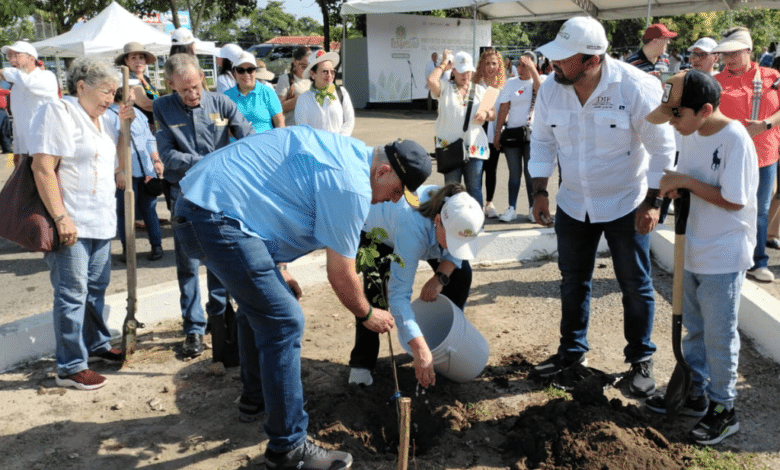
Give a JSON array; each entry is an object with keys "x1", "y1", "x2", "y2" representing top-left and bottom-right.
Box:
[
  {"x1": 499, "y1": 87, "x2": 537, "y2": 149},
  {"x1": 499, "y1": 126, "x2": 529, "y2": 148},
  {"x1": 130, "y1": 134, "x2": 164, "y2": 198},
  {"x1": 435, "y1": 85, "x2": 476, "y2": 174}
]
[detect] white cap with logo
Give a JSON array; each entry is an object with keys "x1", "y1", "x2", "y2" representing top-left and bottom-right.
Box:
[
  {"x1": 536, "y1": 16, "x2": 608, "y2": 61},
  {"x1": 2, "y1": 41, "x2": 38, "y2": 60},
  {"x1": 441, "y1": 192, "x2": 484, "y2": 260},
  {"x1": 687, "y1": 37, "x2": 718, "y2": 53},
  {"x1": 452, "y1": 51, "x2": 476, "y2": 74},
  {"x1": 171, "y1": 27, "x2": 195, "y2": 46}
]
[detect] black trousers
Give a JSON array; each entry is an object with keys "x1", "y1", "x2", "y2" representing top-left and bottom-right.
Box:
[{"x1": 348, "y1": 232, "x2": 472, "y2": 370}]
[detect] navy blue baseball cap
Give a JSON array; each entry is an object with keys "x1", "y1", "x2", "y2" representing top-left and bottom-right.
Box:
[{"x1": 385, "y1": 139, "x2": 431, "y2": 205}]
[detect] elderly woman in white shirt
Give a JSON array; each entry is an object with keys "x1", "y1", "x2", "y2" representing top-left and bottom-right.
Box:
[
  {"x1": 427, "y1": 50, "x2": 495, "y2": 206},
  {"x1": 30, "y1": 57, "x2": 134, "y2": 391},
  {"x1": 294, "y1": 50, "x2": 355, "y2": 136}
]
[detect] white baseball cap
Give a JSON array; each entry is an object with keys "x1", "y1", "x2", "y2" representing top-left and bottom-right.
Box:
[
  {"x1": 2, "y1": 41, "x2": 38, "y2": 60},
  {"x1": 218, "y1": 44, "x2": 243, "y2": 63},
  {"x1": 441, "y1": 192, "x2": 484, "y2": 260},
  {"x1": 687, "y1": 37, "x2": 717, "y2": 54},
  {"x1": 171, "y1": 27, "x2": 195, "y2": 46},
  {"x1": 536, "y1": 16, "x2": 608, "y2": 61},
  {"x1": 452, "y1": 51, "x2": 476, "y2": 74},
  {"x1": 234, "y1": 51, "x2": 257, "y2": 68}
]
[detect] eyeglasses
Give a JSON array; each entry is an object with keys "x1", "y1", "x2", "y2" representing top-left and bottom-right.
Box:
[
  {"x1": 319, "y1": 69, "x2": 336, "y2": 76},
  {"x1": 721, "y1": 50, "x2": 748, "y2": 58},
  {"x1": 234, "y1": 66, "x2": 256, "y2": 75},
  {"x1": 691, "y1": 51, "x2": 711, "y2": 59}
]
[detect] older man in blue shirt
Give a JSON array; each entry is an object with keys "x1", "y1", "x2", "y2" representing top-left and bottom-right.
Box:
[
  {"x1": 174, "y1": 126, "x2": 431, "y2": 469},
  {"x1": 154, "y1": 53, "x2": 254, "y2": 358}
]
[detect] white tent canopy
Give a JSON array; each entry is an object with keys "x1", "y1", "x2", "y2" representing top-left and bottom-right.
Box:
[
  {"x1": 342, "y1": 0, "x2": 780, "y2": 23},
  {"x1": 32, "y1": 1, "x2": 216, "y2": 59}
]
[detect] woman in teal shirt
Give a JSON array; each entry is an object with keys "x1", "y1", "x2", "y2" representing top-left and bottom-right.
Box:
[{"x1": 225, "y1": 52, "x2": 284, "y2": 132}]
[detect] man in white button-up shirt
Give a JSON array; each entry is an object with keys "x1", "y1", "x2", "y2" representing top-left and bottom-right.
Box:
[
  {"x1": 528, "y1": 17, "x2": 675, "y2": 398},
  {"x1": 0, "y1": 41, "x2": 58, "y2": 166}
]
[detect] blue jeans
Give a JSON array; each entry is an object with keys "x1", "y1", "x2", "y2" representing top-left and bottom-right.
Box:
[
  {"x1": 504, "y1": 141, "x2": 532, "y2": 210},
  {"x1": 173, "y1": 198, "x2": 307, "y2": 452},
  {"x1": 555, "y1": 208, "x2": 656, "y2": 363},
  {"x1": 682, "y1": 270, "x2": 744, "y2": 408},
  {"x1": 44, "y1": 239, "x2": 113, "y2": 376},
  {"x1": 444, "y1": 158, "x2": 485, "y2": 207},
  {"x1": 753, "y1": 162, "x2": 777, "y2": 269},
  {"x1": 116, "y1": 178, "x2": 162, "y2": 247},
  {"x1": 170, "y1": 184, "x2": 226, "y2": 335}
]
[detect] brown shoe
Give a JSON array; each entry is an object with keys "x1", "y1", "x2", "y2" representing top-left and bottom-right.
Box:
[{"x1": 55, "y1": 369, "x2": 107, "y2": 390}]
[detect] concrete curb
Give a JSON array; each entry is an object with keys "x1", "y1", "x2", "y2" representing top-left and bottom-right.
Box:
[{"x1": 2, "y1": 228, "x2": 780, "y2": 372}]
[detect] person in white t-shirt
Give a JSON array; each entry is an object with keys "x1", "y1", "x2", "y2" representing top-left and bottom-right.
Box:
[
  {"x1": 425, "y1": 52, "x2": 438, "y2": 111},
  {"x1": 0, "y1": 41, "x2": 59, "y2": 166},
  {"x1": 275, "y1": 46, "x2": 312, "y2": 127},
  {"x1": 646, "y1": 69, "x2": 757, "y2": 446},
  {"x1": 493, "y1": 51, "x2": 542, "y2": 222},
  {"x1": 216, "y1": 44, "x2": 242, "y2": 94}
]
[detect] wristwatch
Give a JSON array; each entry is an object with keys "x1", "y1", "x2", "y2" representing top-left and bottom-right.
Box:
[
  {"x1": 434, "y1": 271, "x2": 450, "y2": 286},
  {"x1": 645, "y1": 196, "x2": 664, "y2": 209},
  {"x1": 764, "y1": 120, "x2": 773, "y2": 130}
]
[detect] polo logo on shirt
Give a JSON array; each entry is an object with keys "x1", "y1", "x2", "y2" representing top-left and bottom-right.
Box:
[
  {"x1": 711, "y1": 145, "x2": 722, "y2": 171},
  {"x1": 517, "y1": 89, "x2": 524, "y2": 95}
]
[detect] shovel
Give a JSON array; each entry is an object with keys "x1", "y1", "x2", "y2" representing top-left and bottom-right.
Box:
[
  {"x1": 664, "y1": 189, "x2": 691, "y2": 417},
  {"x1": 119, "y1": 66, "x2": 138, "y2": 360}
]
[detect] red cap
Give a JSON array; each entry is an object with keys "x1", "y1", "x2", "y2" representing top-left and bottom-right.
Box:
[{"x1": 643, "y1": 23, "x2": 677, "y2": 41}]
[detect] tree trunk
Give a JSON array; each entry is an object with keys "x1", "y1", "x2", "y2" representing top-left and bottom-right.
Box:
[
  {"x1": 318, "y1": 0, "x2": 330, "y2": 52},
  {"x1": 169, "y1": 0, "x2": 181, "y2": 28}
]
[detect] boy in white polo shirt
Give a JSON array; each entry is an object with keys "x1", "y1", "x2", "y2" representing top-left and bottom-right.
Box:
[{"x1": 644, "y1": 69, "x2": 757, "y2": 445}]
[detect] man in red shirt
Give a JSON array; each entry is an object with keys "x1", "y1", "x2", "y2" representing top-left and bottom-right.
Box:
[{"x1": 714, "y1": 27, "x2": 780, "y2": 282}]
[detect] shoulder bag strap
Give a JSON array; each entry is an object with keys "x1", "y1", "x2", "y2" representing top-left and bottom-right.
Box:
[
  {"x1": 463, "y1": 84, "x2": 476, "y2": 133},
  {"x1": 526, "y1": 87, "x2": 538, "y2": 127},
  {"x1": 751, "y1": 66, "x2": 763, "y2": 120}
]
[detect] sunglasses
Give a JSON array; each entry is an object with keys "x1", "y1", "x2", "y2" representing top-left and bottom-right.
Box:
[
  {"x1": 235, "y1": 66, "x2": 256, "y2": 75},
  {"x1": 319, "y1": 69, "x2": 336, "y2": 76}
]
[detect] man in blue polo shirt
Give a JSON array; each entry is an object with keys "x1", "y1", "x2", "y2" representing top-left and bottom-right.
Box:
[
  {"x1": 154, "y1": 53, "x2": 254, "y2": 358},
  {"x1": 174, "y1": 125, "x2": 431, "y2": 470}
]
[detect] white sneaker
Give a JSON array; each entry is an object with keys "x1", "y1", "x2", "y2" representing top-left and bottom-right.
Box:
[
  {"x1": 499, "y1": 206, "x2": 517, "y2": 222},
  {"x1": 348, "y1": 367, "x2": 373, "y2": 386},
  {"x1": 528, "y1": 206, "x2": 535, "y2": 223},
  {"x1": 484, "y1": 202, "x2": 499, "y2": 219},
  {"x1": 747, "y1": 267, "x2": 775, "y2": 282}
]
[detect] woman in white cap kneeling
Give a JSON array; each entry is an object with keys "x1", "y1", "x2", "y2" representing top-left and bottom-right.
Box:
[
  {"x1": 294, "y1": 50, "x2": 354, "y2": 136},
  {"x1": 348, "y1": 183, "x2": 484, "y2": 388}
]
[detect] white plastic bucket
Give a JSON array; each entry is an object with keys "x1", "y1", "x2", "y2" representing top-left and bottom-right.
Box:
[{"x1": 403, "y1": 296, "x2": 489, "y2": 382}]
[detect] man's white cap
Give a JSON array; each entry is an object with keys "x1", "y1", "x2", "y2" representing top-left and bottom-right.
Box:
[
  {"x1": 687, "y1": 37, "x2": 717, "y2": 53},
  {"x1": 1, "y1": 41, "x2": 38, "y2": 60},
  {"x1": 536, "y1": 16, "x2": 608, "y2": 61},
  {"x1": 441, "y1": 192, "x2": 484, "y2": 260},
  {"x1": 452, "y1": 51, "x2": 476, "y2": 74},
  {"x1": 218, "y1": 44, "x2": 243, "y2": 63},
  {"x1": 171, "y1": 27, "x2": 195, "y2": 46},
  {"x1": 712, "y1": 27, "x2": 753, "y2": 53}
]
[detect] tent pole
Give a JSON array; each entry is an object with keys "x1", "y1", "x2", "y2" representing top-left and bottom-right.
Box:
[
  {"x1": 342, "y1": 13, "x2": 347, "y2": 88},
  {"x1": 473, "y1": 2, "x2": 477, "y2": 60},
  {"x1": 645, "y1": 0, "x2": 651, "y2": 28}
]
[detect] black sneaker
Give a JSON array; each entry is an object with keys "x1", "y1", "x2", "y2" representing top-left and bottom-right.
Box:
[
  {"x1": 626, "y1": 359, "x2": 656, "y2": 397},
  {"x1": 88, "y1": 347, "x2": 124, "y2": 364},
  {"x1": 645, "y1": 393, "x2": 708, "y2": 417},
  {"x1": 182, "y1": 333, "x2": 204, "y2": 358},
  {"x1": 239, "y1": 395, "x2": 265, "y2": 423},
  {"x1": 532, "y1": 353, "x2": 587, "y2": 378},
  {"x1": 691, "y1": 402, "x2": 739, "y2": 445},
  {"x1": 265, "y1": 440, "x2": 352, "y2": 470}
]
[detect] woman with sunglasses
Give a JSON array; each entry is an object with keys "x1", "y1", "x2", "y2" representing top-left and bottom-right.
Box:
[
  {"x1": 295, "y1": 50, "x2": 354, "y2": 136},
  {"x1": 224, "y1": 52, "x2": 284, "y2": 133}
]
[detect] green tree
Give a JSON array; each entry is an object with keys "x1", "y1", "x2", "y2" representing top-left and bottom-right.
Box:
[
  {"x1": 0, "y1": 18, "x2": 36, "y2": 45},
  {"x1": 0, "y1": 0, "x2": 32, "y2": 30}
]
